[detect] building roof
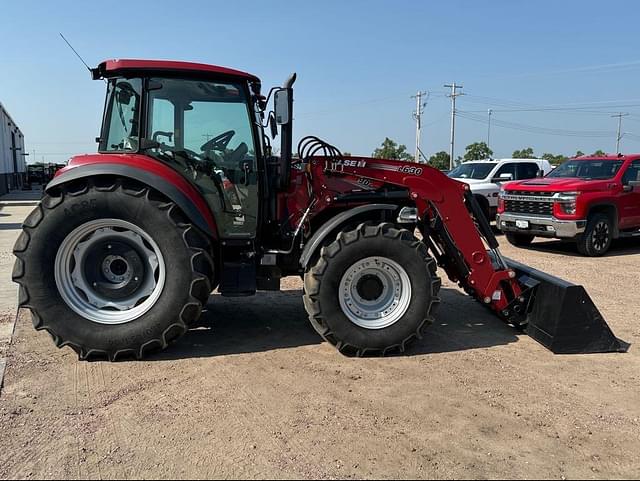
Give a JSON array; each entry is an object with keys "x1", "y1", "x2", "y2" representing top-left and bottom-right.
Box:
[{"x1": 0, "y1": 101, "x2": 23, "y2": 137}]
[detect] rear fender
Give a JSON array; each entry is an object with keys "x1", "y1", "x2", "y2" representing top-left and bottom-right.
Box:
[
  {"x1": 46, "y1": 154, "x2": 217, "y2": 238},
  {"x1": 300, "y1": 204, "x2": 400, "y2": 269}
]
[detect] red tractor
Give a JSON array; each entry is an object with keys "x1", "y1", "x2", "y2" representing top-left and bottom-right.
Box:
[{"x1": 13, "y1": 59, "x2": 627, "y2": 360}]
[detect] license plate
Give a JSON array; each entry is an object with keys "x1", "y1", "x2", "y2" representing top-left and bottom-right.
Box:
[{"x1": 515, "y1": 220, "x2": 530, "y2": 229}]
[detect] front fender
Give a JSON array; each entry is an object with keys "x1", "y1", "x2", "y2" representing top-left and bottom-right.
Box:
[
  {"x1": 46, "y1": 154, "x2": 217, "y2": 238},
  {"x1": 300, "y1": 204, "x2": 399, "y2": 269}
]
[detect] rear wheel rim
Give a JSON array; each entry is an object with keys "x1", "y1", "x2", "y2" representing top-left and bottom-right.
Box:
[
  {"x1": 54, "y1": 219, "x2": 166, "y2": 325},
  {"x1": 339, "y1": 256, "x2": 412, "y2": 330},
  {"x1": 592, "y1": 221, "x2": 610, "y2": 252}
]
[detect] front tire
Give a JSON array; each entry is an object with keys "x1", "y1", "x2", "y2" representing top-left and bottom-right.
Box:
[
  {"x1": 12, "y1": 177, "x2": 214, "y2": 361},
  {"x1": 577, "y1": 213, "x2": 613, "y2": 257},
  {"x1": 303, "y1": 223, "x2": 441, "y2": 356}
]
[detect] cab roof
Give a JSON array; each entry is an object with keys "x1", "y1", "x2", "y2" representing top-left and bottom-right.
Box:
[
  {"x1": 573, "y1": 153, "x2": 640, "y2": 161},
  {"x1": 462, "y1": 158, "x2": 546, "y2": 163},
  {"x1": 91, "y1": 59, "x2": 260, "y2": 84}
]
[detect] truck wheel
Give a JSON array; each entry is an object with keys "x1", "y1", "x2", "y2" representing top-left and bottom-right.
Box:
[
  {"x1": 577, "y1": 213, "x2": 612, "y2": 257},
  {"x1": 12, "y1": 177, "x2": 214, "y2": 361},
  {"x1": 505, "y1": 232, "x2": 535, "y2": 247},
  {"x1": 303, "y1": 223, "x2": 441, "y2": 356}
]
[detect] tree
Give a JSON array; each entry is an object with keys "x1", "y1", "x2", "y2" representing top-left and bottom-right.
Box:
[
  {"x1": 428, "y1": 151, "x2": 451, "y2": 171},
  {"x1": 372, "y1": 137, "x2": 413, "y2": 161},
  {"x1": 541, "y1": 153, "x2": 566, "y2": 166},
  {"x1": 463, "y1": 142, "x2": 493, "y2": 161},
  {"x1": 592, "y1": 149, "x2": 606, "y2": 156},
  {"x1": 575, "y1": 150, "x2": 585, "y2": 157},
  {"x1": 512, "y1": 147, "x2": 535, "y2": 159}
]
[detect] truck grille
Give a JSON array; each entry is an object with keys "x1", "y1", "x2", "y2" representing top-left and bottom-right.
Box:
[{"x1": 504, "y1": 199, "x2": 553, "y2": 216}]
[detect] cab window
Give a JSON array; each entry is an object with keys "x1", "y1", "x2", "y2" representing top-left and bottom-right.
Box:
[
  {"x1": 493, "y1": 163, "x2": 516, "y2": 180},
  {"x1": 622, "y1": 160, "x2": 640, "y2": 184},
  {"x1": 101, "y1": 78, "x2": 142, "y2": 152},
  {"x1": 517, "y1": 162, "x2": 540, "y2": 180}
]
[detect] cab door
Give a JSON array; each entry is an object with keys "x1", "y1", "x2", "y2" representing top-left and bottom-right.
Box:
[
  {"x1": 619, "y1": 159, "x2": 640, "y2": 229},
  {"x1": 147, "y1": 78, "x2": 260, "y2": 239}
]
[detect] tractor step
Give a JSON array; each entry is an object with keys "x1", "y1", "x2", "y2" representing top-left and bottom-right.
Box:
[
  {"x1": 219, "y1": 260, "x2": 256, "y2": 296},
  {"x1": 505, "y1": 258, "x2": 629, "y2": 354}
]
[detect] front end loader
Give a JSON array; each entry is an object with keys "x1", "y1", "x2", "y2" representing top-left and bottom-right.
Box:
[{"x1": 12, "y1": 59, "x2": 628, "y2": 360}]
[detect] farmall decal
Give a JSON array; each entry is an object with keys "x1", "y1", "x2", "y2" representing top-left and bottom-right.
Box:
[
  {"x1": 325, "y1": 158, "x2": 368, "y2": 172},
  {"x1": 324, "y1": 158, "x2": 424, "y2": 176}
]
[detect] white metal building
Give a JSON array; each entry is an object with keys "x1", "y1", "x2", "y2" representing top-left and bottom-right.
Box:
[{"x1": 0, "y1": 102, "x2": 27, "y2": 195}]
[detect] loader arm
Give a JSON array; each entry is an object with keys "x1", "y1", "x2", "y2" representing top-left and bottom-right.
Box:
[
  {"x1": 308, "y1": 156, "x2": 628, "y2": 354},
  {"x1": 310, "y1": 157, "x2": 521, "y2": 316}
]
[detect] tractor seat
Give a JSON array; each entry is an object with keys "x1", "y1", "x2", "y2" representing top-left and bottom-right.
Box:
[{"x1": 227, "y1": 142, "x2": 249, "y2": 165}]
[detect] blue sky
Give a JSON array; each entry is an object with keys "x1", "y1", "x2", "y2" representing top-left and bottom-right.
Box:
[{"x1": 3, "y1": 0, "x2": 640, "y2": 164}]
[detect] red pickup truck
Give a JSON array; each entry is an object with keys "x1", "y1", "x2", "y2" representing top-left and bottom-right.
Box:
[{"x1": 496, "y1": 154, "x2": 640, "y2": 256}]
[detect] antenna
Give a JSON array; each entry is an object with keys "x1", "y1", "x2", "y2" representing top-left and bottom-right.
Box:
[{"x1": 59, "y1": 33, "x2": 92, "y2": 73}]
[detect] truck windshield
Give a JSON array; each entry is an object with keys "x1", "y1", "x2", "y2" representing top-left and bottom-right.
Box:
[
  {"x1": 548, "y1": 160, "x2": 624, "y2": 180},
  {"x1": 448, "y1": 163, "x2": 495, "y2": 180}
]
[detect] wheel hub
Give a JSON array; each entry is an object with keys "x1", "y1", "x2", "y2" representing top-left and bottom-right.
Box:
[
  {"x1": 339, "y1": 256, "x2": 412, "y2": 330},
  {"x1": 356, "y1": 274, "x2": 384, "y2": 301},
  {"x1": 55, "y1": 219, "x2": 166, "y2": 325}
]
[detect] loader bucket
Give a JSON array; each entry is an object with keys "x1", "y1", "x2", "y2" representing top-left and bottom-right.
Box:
[{"x1": 504, "y1": 258, "x2": 629, "y2": 354}]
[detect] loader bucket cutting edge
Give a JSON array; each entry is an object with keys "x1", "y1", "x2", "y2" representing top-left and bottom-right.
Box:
[{"x1": 504, "y1": 258, "x2": 629, "y2": 354}]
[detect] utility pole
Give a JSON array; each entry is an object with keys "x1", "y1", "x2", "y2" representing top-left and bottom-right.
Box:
[
  {"x1": 445, "y1": 83, "x2": 464, "y2": 169},
  {"x1": 487, "y1": 109, "x2": 493, "y2": 152},
  {"x1": 612, "y1": 112, "x2": 629, "y2": 154},
  {"x1": 411, "y1": 91, "x2": 429, "y2": 163}
]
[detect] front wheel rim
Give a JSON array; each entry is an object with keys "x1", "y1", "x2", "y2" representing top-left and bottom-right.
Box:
[
  {"x1": 339, "y1": 256, "x2": 412, "y2": 330},
  {"x1": 592, "y1": 221, "x2": 610, "y2": 252},
  {"x1": 54, "y1": 219, "x2": 166, "y2": 325}
]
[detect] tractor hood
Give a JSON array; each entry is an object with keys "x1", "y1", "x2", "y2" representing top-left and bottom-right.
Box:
[{"x1": 505, "y1": 177, "x2": 611, "y2": 193}]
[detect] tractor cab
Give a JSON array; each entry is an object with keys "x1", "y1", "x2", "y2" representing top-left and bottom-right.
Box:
[{"x1": 93, "y1": 59, "x2": 294, "y2": 240}]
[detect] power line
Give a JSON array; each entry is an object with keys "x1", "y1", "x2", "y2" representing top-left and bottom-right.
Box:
[{"x1": 457, "y1": 111, "x2": 616, "y2": 138}]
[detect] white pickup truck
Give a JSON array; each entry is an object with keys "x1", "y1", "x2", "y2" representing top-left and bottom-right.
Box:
[{"x1": 448, "y1": 158, "x2": 553, "y2": 221}]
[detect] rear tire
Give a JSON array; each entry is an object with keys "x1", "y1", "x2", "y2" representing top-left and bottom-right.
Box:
[
  {"x1": 577, "y1": 213, "x2": 613, "y2": 257},
  {"x1": 12, "y1": 177, "x2": 214, "y2": 361},
  {"x1": 505, "y1": 232, "x2": 535, "y2": 247},
  {"x1": 303, "y1": 223, "x2": 441, "y2": 356}
]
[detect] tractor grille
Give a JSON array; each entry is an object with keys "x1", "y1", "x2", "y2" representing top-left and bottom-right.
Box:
[{"x1": 504, "y1": 200, "x2": 553, "y2": 216}]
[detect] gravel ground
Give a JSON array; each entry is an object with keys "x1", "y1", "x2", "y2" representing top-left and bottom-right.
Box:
[{"x1": 0, "y1": 236, "x2": 639, "y2": 479}]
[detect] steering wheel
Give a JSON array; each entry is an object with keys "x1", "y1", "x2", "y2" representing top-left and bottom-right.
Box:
[{"x1": 201, "y1": 130, "x2": 235, "y2": 153}]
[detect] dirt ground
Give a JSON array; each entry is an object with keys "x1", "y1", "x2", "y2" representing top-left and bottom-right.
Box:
[{"x1": 1, "y1": 236, "x2": 639, "y2": 480}]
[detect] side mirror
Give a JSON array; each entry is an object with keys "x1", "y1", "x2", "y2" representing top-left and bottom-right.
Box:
[
  {"x1": 274, "y1": 89, "x2": 290, "y2": 125},
  {"x1": 624, "y1": 180, "x2": 640, "y2": 192},
  {"x1": 492, "y1": 173, "x2": 513, "y2": 183},
  {"x1": 537, "y1": 169, "x2": 545, "y2": 178}
]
